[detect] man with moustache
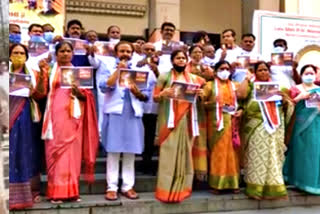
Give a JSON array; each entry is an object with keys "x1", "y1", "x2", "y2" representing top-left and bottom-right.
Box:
[
  {"x1": 153, "y1": 22, "x2": 177, "y2": 51},
  {"x1": 239, "y1": 33, "x2": 261, "y2": 59},
  {"x1": 99, "y1": 41, "x2": 153, "y2": 201},
  {"x1": 64, "y1": 20, "x2": 91, "y2": 67},
  {"x1": 154, "y1": 22, "x2": 183, "y2": 73}
]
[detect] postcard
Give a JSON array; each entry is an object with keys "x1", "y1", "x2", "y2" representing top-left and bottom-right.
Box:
[
  {"x1": 271, "y1": 52, "x2": 293, "y2": 66},
  {"x1": 168, "y1": 80, "x2": 200, "y2": 103},
  {"x1": 60, "y1": 66, "x2": 94, "y2": 89},
  {"x1": 236, "y1": 56, "x2": 250, "y2": 69},
  {"x1": 28, "y1": 41, "x2": 49, "y2": 57},
  {"x1": 305, "y1": 89, "x2": 320, "y2": 108},
  {"x1": 63, "y1": 38, "x2": 88, "y2": 55},
  {"x1": 9, "y1": 73, "x2": 32, "y2": 97},
  {"x1": 253, "y1": 82, "x2": 282, "y2": 101},
  {"x1": 119, "y1": 69, "x2": 149, "y2": 89},
  {"x1": 161, "y1": 41, "x2": 183, "y2": 55},
  {"x1": 94, "y1": 41, "x2": 115, "y2": 56}
]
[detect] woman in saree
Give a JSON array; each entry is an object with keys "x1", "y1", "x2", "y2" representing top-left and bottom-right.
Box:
[
  {"x1": 40, "y1": 41, "x2": 99, "y2": 203},
  {"x1": 186, "y1": 45, "x2": 214, "y2": 181},
  {"x1": 9, "y1": 44, "x2": 47, "y2": 210},
  {"x1": 241, "y1": 61, "x2": 294, "y2": 200},
  {"x1": 200, "y1": 60, "x2": 248, "y2": 194},
  {"x1": 154, "y1": 50, "x2": 205, "y2": 203},
  {"x1": 283, "y1": 64, "x2": 320, "y2": 195}
]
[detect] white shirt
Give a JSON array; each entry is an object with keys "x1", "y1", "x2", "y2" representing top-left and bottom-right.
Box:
[
  {"x1": 201, "y1": 56, "x2": 218, "y2": 67},
  {"x1": 97, "y1": 60, "x2": 153, "y2": 117},
  {"x1": 215, "y1": 46, "x2": 242, "y2": 64},
  {"x1": 239, "y1": 48, "x2": 263, "y2": 60}
]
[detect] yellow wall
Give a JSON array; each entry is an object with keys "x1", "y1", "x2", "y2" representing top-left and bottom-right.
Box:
[
  {"x1": 66, "y1": 0, "x2": 149, "y2": 36},
  {"x1": 259, "y1": 0, "x2": 280, "y2": 11},
  {"x1": 180, "y1": 0, "x2": 242, "y2": 42}
]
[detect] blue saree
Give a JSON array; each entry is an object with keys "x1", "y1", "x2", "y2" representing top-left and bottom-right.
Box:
[
  {"x1": 9, "y1": 96, "x2": 42, "y2": 209},
  {"x1": 283, "y1": 88, "x2": 320, "y2": 195}
]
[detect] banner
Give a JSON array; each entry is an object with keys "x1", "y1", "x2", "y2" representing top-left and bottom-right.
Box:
[
  {"x1": 9, "y1": 0, "x2": 65, "y2": 44},
  {"x1": 252, "y1": 10, "x2": 320, "y2": 69}
]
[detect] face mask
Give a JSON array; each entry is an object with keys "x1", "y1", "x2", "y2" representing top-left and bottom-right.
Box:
[
  {"x1": 173, "y1": 64, "x2": 186, "y2": 73},
  {"x1": 272, "y1": 46, "x2": 285, "y2": 53},
  {"x1": 302, "y1": 74, "x2": 315, "y2": 84},
  {"x1": 10, "y1": 55, "x2": 27, "y2": 67},
  {"x1": 44, "y1": 32, "x2": 55, "y2": 43},
  {"x1": 30, "y1": 35, "x2": 46, "y2": 43},
  {"x1": 217, "y1": 69, "x2": 230, "y2": 80},
  {"x1": 9, "y1": 34, "x2": 21, "y2": 43},
  {"x1": 109, "y1": 38, "x2": 120, "y2": 44}
]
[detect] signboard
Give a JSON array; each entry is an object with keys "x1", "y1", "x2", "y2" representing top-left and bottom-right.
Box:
[
  {"x1": 9, "y1": 0, "x2": 65, "y2": 44},
  {"x1": 253, "y1": 10, "x2": 320, "y2": 69}
]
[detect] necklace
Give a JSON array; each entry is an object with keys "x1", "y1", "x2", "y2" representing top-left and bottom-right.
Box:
[{"x1": 301, "y1": 83, "x2": 315, "y2": 92}]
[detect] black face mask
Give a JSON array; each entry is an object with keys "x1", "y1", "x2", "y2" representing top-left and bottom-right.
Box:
[{"x1": 173, "y1": 64, "x2": 186, "y2": 73}]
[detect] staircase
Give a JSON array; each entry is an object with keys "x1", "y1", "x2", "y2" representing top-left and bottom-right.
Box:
[{"x1": 10, "y1": 146, "x2": 320, "y2": 214}]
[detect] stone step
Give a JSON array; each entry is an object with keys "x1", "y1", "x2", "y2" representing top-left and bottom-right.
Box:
[
  {"x1": 40, "y1": 173, "x2": 158, "y2": 194},
  {"x1": 10, "y1": 189, "x2": 320, "y2": 214},
  {"x1": 40, "y1": 173, "x2": 210, "y2": 195}
]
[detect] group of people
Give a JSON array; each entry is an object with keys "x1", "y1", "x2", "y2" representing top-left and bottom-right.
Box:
[{"x1": 7, "y1": 18, "x2": 320, "y2": 210}]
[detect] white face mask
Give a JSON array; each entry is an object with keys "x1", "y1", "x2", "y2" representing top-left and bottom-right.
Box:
[
  {"x1": 302, "y1": 74, "x2": 316, "y2": 84},
  {"x1": 109, "y1": 38, "x2": 120, "y2": 44},
  {"x1": 217, "y1": 69, "x2": 230, "y2": 80},
  {"x1": 272, "y1": 46, "x2": 285, "y2": 53}
]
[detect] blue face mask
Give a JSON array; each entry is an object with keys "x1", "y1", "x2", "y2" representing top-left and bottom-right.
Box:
[
  {"x1": 9, "y1": 34, "x2": 21, "y2": 43},
  {"x1": 43, "y1": 32, "x2": 55, "y2": 43},
  {"x1": 302, "y1": 74, "x2": 315, "y2": 84},
  {"x1": 30, "y1": 35, "x2": 46, "y2": 43}
]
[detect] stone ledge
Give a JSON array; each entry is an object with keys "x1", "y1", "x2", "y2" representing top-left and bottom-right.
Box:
[{"x1": 10, "y1": 189, "x2": 320, "y2": 214}]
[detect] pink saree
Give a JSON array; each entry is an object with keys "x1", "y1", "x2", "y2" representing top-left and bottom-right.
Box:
[{"x1": 42, "y1": 63, "x2": 99, "y2": 200}]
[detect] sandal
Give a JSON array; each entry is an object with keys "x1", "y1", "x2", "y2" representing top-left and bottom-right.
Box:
[
  {"x1": 210, "y1": 189, "x2": 220, "y2": 195},
  {"x1": 105, "y1": 191, "x2": 118, "y2": 201},
  {"x1": 33, "y1": 195, "x2": 41, "y2": 203},
  {"x1": 121, "y1": 189, "x2": 139, "y2": 200},
  {"x1": 232, "y1": 189, "x2": 240, "y2": 194},
  {"x1": 50, "y1": 200, "x2": 63, "y2": 204}
]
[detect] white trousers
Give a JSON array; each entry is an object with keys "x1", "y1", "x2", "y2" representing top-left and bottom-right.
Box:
[{"x1": 106, "y1": 152, "x2": 135, "y2": 192}]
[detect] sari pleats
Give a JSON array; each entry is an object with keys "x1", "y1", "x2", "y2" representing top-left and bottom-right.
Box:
[
  {"x1": 155, "y1": 115, "x2": 193, "y2": 203},
  {"x1": 284, "y1": 98, "x2": 320, "y2": 195}
]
